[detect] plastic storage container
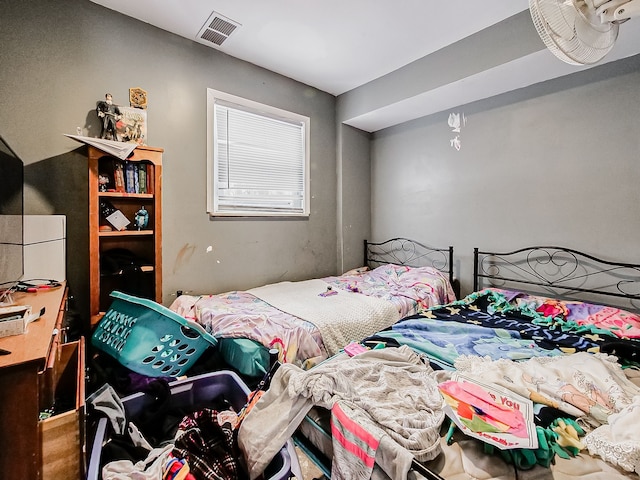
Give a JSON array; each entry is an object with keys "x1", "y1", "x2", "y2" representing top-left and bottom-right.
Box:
[
  {"x1": 91, "y1": 290, "x2": 218, "y2": 377},
  {"x1": 87, "y1": 370, "x2": 294, "y2": 480}
]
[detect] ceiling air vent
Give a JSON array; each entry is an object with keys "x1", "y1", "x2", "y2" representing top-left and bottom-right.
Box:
[{"x1": 197, "y1": 12, "x2": 240, "y2": 47}]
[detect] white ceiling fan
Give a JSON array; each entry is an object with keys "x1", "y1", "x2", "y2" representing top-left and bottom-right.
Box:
[{"x1": 529, "y1": 0, "x2": 640, "y2": 65}]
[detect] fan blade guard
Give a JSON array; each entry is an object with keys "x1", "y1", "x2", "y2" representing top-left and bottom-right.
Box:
[{"x1": 529, "y1": 0, "x2": 620, "y2": 65}]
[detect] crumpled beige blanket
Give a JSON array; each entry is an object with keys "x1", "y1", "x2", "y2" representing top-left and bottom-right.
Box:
[
  {"x1": 248, "y1": 278, "x2": 400, "y2": 356},
  {"x1": 238, "y1": 346, "x2": 445, "y2": 480}
]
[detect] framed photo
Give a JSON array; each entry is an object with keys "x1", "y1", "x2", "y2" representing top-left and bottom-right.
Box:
[{"x1": 116, "y1": 106, "x2": 147, "y2": 145}]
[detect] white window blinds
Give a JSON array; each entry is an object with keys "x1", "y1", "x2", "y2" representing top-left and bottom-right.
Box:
[{"x1": 207, "y1": 90, "x2": 309, "y2": 216}]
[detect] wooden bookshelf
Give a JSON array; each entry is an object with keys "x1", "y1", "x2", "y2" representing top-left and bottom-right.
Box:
[{"x1": 88, "y1": 145, "x2": 163, "y2": 327}]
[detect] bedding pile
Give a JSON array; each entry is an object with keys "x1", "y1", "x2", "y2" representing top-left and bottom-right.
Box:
[
  {"x1": 232, "y1": 287, "x2": 640, "y2": 479},
  {"x1": 169, "y1": 264, "x2": 455, "y2": 367},
  {"x1": 450, "y1": 352, "x2": 640, "y2": 474},
  {"x1": 247, "y1": 278, "x2": 400, "y2": 356},
  {"x1": 368, "y1": 288, "x2": 640, "y2": 369},
  {"x1": 237, "y1": 345, "x2": 446, "y2": 480},
  {"x1": 322, "y1": 263, "x2": 456, "y2": 318},
  {"x1": 357, "y1": 288, "x2": 640, "y2": 477}
]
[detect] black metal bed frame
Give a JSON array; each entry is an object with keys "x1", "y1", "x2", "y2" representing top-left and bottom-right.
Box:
[
  {"x1": 474, "y1": 246, "x2": 640, "y2": 311},
  {"x1": 294, "y1": 245, "x2": 640, "y2": 480},
  {"x1": 364, "y1": 237, "x2": 455, "y2": 287}
]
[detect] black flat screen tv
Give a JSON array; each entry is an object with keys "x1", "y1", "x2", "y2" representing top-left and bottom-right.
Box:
[{"x1": 0, "y1": 135, "x2": 24, "y2": 290}]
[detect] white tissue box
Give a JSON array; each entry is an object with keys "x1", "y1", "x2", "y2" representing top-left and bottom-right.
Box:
[{"x1": 0, "y1": 305, "x2": 30, "y2": 338}]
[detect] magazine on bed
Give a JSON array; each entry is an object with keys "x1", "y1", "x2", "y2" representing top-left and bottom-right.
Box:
[{"x1": 439, "y1": 372, "x2": 538, "y2": 450}]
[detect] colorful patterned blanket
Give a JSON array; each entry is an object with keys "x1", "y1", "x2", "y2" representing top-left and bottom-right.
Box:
[
  {"x1": 367, "y1": 288, "x2": 640, "y2": 369},
  {"x1": 169, "y1": 264, "x2": 455, "y2": 367},
  {"x1": 485, "y1": 288, "x2": 640, "y2": 339}
]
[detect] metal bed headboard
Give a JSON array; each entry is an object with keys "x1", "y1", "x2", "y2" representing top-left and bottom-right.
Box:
[
  {"x1": 474, "y1": 246, "x2": 640, "y2": 312},
  {"x1": 364, "y1": 237, "x2": 455, "y2": 288}
]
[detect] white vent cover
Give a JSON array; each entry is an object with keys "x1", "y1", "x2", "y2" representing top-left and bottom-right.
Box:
[{"x1": 197, "y1": 11, "x2": 240, "y2": 47}]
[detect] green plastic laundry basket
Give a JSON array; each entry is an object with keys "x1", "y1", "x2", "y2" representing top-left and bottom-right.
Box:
[{"x1": 91, "y1": 291, "x2": 218, "y2": 377}]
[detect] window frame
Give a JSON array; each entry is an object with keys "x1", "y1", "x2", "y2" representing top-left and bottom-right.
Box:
[{"x1": 206, "y1": 88, "x2": 310, "y2": 217}]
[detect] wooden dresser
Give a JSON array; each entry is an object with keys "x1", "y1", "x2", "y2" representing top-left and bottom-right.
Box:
[{"x1": 0, "y1": 283, "x2": 85, "y2": 479}]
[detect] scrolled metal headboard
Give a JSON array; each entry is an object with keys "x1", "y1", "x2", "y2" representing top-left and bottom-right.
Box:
[
  {"x1": 474, "y1": 246, "x2": 640, "y2": 311},
  {"x1": 364, "y1": 238, "x2": 455, "y2": 288}
]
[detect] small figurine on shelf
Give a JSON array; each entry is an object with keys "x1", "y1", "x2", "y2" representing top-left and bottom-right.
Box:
[
  {"x1": 96, "y1": 93, "x2": 122, "y2": 141},
  {"x1": 98, "y1": 174, "x2": 110, "y2": 192},
  {"x1": 134, "y1": 206, "x2": 149, "y2": 230}
]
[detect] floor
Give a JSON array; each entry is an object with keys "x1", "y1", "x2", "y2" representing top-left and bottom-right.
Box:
[{"x1": 292, "y1": 445, "x2": 327, "y2": 480}]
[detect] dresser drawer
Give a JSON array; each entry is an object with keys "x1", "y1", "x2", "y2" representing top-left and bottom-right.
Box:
[{"x1": 39, "y1": 338, "x2": 85, "y2": 480}]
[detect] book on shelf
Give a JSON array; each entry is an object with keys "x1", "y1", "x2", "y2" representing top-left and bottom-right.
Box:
[
  {"x1": 138, "y1": 164, "x2": 147, "y2": 194},
  {"x1": 99, "y1": 158, "x2": 151, "y2": 195},
  {"x1": 113, "y1": 160, "x2": 125, "y2": 193},
  {"x1": 134, "y1": 164, "x2": 140, "y2": 194},
  {"x1": 124, "y1": 161, "x2": 136, "y2": 194},
  {"x1": 99, "y1": 199, "x2": 130, "y2": 231}
]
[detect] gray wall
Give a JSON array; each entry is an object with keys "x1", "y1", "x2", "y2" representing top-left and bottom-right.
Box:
[
  {"x1": 370, "y1": 54, "x2": 640, "y2": 297},
  {"x1": 7, "y1": 0, "x2": 636, "y2": 323},
  {"x1": 337, "y1": 124, "x2": 371, "y2": 273},
  {"x1": 0, "y1": 0, "x2": 340, "y2": 325}
]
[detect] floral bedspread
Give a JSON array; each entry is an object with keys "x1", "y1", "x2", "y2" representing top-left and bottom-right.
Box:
[
  {"x1": 170, "y1": 291, "x2": 325, "y2": 367},
  {"x1": 169, "y1": 264, "x2": 455, "y2": 367},
  {"x1": 323, "y1": 264, "x2": 456, "y2": 318}
]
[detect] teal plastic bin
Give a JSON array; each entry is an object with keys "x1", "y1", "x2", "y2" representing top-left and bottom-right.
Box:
[{"x1": 91, "y1": 290, "x2": 218, "y2": 377}]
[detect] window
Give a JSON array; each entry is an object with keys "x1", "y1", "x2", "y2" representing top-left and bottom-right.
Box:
[{"x1": 207, "y1": 89, "x2": 310, "y2": 217}]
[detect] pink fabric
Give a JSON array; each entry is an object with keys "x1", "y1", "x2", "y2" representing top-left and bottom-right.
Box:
[
  {"x1": 331, "y1": 402, "x2": 380, "y2": 472},
  {"x1": 439, "y1": 380, "x2": 528, "y2": 438}
]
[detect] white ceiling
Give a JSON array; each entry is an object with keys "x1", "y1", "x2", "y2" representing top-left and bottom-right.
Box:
[
  {"x1": 90, "y1": 0, "x2": 532, "y2": 95},
  {"x1": 91, "y1": 0, "x2": 640, "y2": 131}
]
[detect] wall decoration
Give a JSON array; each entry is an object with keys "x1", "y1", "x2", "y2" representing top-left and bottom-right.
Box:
[
  {"x1": 116, "y1": 106, "x2": 147, "y2": 146},
  {"x1": 129, "y1": 87, "x2": 148, "y2": 109},
  {"x1": 448, "y1": 112, "x2": 467, "y2": 151}
]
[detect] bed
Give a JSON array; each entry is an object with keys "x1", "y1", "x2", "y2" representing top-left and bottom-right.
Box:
[
  {"x1": 238, "y1": 246, "x2": 640, "y2": 480},
  {"x1": 168, "y1": 238, "x2": 457, "y2": 378}
]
